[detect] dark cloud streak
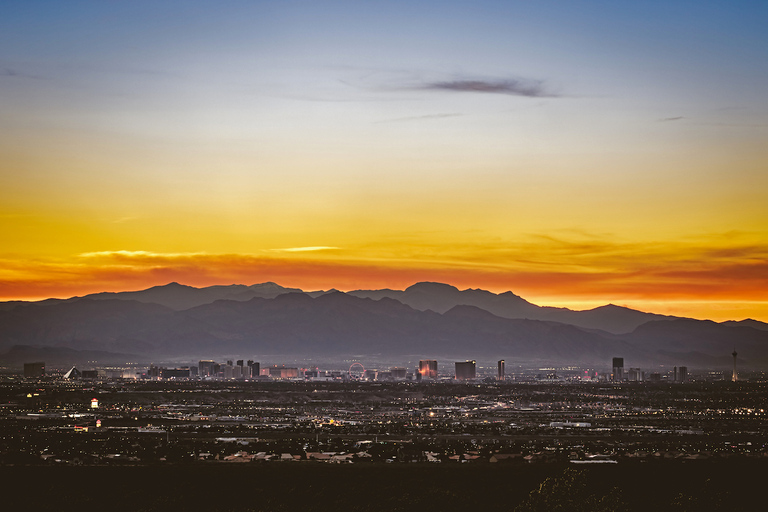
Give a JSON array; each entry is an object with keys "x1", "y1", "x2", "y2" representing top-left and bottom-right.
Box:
[
  {"x1": 2, "y1": 67, "x2": 46, "y2": 80},
  {"x1": 422, "y1": 78, "x2": 557, "y2": 97}
]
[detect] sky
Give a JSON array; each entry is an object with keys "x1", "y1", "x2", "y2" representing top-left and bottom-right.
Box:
[{"x1": 1, "y1": 0, "x2": 767, "y2": 321}]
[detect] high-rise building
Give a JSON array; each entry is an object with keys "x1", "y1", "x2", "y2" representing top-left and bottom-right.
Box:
[
  {"x1": 247, "y1": 361, "x2": 260, "y2": 379},
  {"x1": 268, "y1": 365, "x2": 299, "y2": 379},
  {"x1": 732, "y1": 349, "x2": 738, "y2": 382},
  {"x1": 497, "y1": 360, "x2": 505, "y2": 381},
  {"x1": 612, "y1": 357, "x2": 624, "y2": 382},
  {"x1": 199, "y1": 360, "x2": 217, "y2": 378},
  {"x1": 678, "y1": 366, "x2": 687, "y2": 383},
  {"x1": 455, "y1": 360, "x2": 476, "y2": 380},
  {"x1": 390, "y1": 367, "x2": 407, "y2": 380},
  {"x1": 419, "y1": 360, "x2": 438, "y2": 380},
  {"x1": 627, "y1": 368, "x2": 644, "y2": 382},
  {"x1": 23, "y1": 362, "x2": 45, "y2": 378}
]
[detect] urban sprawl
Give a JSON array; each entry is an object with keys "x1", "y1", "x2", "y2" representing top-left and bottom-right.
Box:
[{"x1": 3, "y1": 355, "x2": 766, "y2": 468}]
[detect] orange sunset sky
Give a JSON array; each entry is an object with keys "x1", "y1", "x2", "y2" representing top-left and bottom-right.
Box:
[{"x1": 2, "y1": 1, "x2": 767, "y2": 321}]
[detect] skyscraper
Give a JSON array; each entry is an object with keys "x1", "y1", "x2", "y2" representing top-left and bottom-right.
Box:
[
  {"x1": 732, "y1": 349, "x2": 738, "y2": 382},
  {"x1": 199, "y1": 360, "x2": 216, "y2": 378},
  {"x1": 455, "y1": 360, "x2": 476, "y2": 381},
  {"x1": 390, "y1": 367, "x2": 407, "y2": 380},
  {"x1": 612, "y1": 357, "x2": 624, "y2": 382},
  {"x1": 627, "y1": 368, "x2": 644, "y2": 382},
  {"x1": 419, "y1": 360, "x2": 438, "y2": 380},
  {"x1": 497, "y1": 360, "x2": 505, "y2": 381}
]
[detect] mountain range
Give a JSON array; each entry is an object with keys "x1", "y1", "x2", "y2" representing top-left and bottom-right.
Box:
[{"x1": 1, "y1": 282, "x2": 766, "y2": 368}]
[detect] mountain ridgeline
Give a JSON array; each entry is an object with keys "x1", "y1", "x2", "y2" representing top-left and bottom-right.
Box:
[{"x1": 1, "y1": 282, "x2": 766, "y2": 367}]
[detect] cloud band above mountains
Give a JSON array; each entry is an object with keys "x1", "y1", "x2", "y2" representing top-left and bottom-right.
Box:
[{"x1": 1, "y1": 233, "x2": 767, "y2": 322}]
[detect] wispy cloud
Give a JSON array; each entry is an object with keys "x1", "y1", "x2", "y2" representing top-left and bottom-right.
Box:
[
  {"x1": 79, "y1": 250, "x2": 208, "y2": 259},
  {"x1": 421, "y1": 78, "x2": 558, "y2": 97},
  {"x1": 341, "y1": 69, "x2": 560, "y2": 99},
  {"x1": 658, "y1": 116, "x2": 685, "y2": 122},
  {"x1": 271, "y1": 246, "x2": 339, "y2": 253}
]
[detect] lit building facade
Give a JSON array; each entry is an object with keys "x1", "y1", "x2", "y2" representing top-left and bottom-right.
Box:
[
  {"x1": 419, "y1": 360, "x2": 438, "y2": 380},
  {"x1": 268, "y1": 366, "x2": 299, "y2": 379}
]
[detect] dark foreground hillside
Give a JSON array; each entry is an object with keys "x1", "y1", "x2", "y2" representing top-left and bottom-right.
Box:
[{"x1": 3, "y1": 461, "x2": 765, "y2": 511}]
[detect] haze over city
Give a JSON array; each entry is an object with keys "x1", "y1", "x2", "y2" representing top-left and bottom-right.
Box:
[{"x1": 2, "y1": 1, "x2": 767, "y2": 322}]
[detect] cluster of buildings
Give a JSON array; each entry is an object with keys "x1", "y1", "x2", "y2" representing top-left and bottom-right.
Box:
[
  {"x1": 22, "y1": 354, "x2": 739, "y2": 383},
  {"x1": 610, "y1": 357, "x2": 689, "y2": 383},
  {"x1": 27, "y1": 358, "x2": 507, "y2": 382},
  {"x1": 160, "y1": 357, "x2": 703, "y2": 383}
]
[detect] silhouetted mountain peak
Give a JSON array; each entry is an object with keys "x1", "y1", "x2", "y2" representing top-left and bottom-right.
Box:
[
  {"x1": 405, "y1": 282, "x2": 460, "y2": 293},
  {"x1": 249, "y1": 282, "x2": 296, "y2": 291},
  {"x1": 722, "y1": 318, "x2": 768, "y2": 331},
  {"x1": 153, "y1": 282, "x2": 192, "y2": 290},
  {"x1": 3, "y1": 284, "x2": 768, "y2": 366}
]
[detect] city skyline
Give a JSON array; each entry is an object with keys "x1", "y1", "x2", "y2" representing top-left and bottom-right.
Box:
[{"x1": 2, "y1": 1, "x2": 768, "y2": 322}]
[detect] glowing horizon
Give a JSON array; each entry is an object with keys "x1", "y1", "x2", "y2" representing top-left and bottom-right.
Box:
[{"x1": 2, "y1": 1, "x2": 767, "y2": 322}]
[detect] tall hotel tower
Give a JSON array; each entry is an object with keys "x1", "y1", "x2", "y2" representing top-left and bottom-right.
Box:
[{"x1": 419, "y1": 360, "x2": 438, "y2": 380}]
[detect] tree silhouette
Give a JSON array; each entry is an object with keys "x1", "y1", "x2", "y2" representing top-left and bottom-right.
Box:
[{"x1": 514, "y1": 468, "x2": 625, "y2": 512}]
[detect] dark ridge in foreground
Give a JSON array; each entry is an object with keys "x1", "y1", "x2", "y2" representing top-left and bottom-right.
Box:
[{"x1": 1, "y1": 462, "x2": 765, "y2": 512}]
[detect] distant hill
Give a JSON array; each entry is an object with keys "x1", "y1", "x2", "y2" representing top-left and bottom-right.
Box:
[
  {"x1": 78, "y1": 281, "x2": 304, "y2": 310},
  {"x1": 721, "y1": 319, "x2": 768, "y2": 331},
  {"x1": 349, "y1": 282, "x2": 674, "y2": 333},
  {"x1": 1, "y1": 290, "x2": 766, "y2": 367},
  {"x1": 11, "y1": 282, "x2": 304, "y2": 311},
  {"x1": 0, "y1": 281, "x2": 679, "y2": 333}
]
